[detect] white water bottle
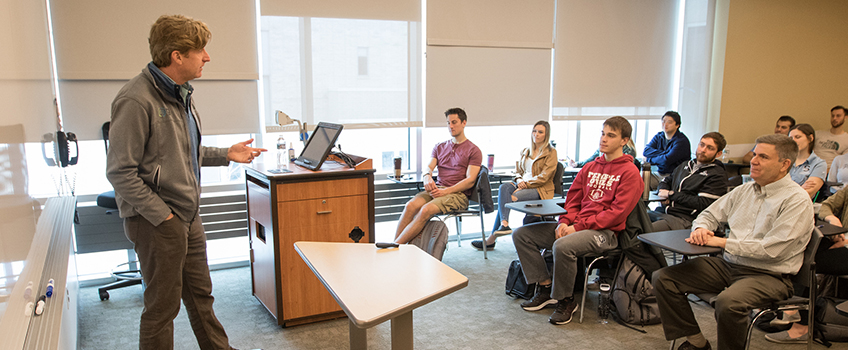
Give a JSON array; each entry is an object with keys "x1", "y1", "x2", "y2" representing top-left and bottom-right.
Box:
[
  {"x1": 276, "y1": 135, "x2": 288, "y2": 168},
  {"x1": 288, "y1": 144, "x2": 296, "y2": 162}
]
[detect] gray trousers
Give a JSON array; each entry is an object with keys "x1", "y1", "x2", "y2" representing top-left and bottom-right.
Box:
[
  {"x1": 652, "y1": 257, "x2": 793, "y2": 350},
  {"x1": 512, "y1": 222, "x2": 618, "y2": 300},
  {"x1": 649, "y1": 210, "x2": 692, "y2": 232},
  {"x1": 125, "y1": 212, "x2": 230, "y2": 350}
]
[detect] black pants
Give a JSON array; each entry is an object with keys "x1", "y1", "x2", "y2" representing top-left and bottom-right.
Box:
[{"x1": 797, "y1": 239, "x2": 848, "y2": 326}]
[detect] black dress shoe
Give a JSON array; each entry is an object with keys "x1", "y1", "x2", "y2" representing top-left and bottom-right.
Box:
[
  {"x1": 677, "y1": 340, "x2": 711, "y2": 350},
  {"x1": 471, "y1": 240, "x2": 495, "y2": 250}
]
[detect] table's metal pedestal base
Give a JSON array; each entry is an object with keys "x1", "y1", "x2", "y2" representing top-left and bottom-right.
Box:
[{"x1": 350, "y1": 311, "x2": 413, "y2": 350}]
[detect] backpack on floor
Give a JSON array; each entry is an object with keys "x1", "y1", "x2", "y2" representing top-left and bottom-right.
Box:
[
  {"x1": 505, "y1": 259, "x2": 536, "y2": 300},
  {"x1": 815, "y1": 296, "x2": 848, "y2": 345},
  {"x1": 610, "y1": 256, "x2": 661, "y2": 326},
  {"x1": 409, "y1": 219, "x2": 448, "y2": 261},
  {"x1": 505, "y1": 251, "x2": 558, "y2": 299}
]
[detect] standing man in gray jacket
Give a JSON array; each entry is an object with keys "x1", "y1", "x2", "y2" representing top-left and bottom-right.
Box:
[{"x1": 106, "y1": 15, "x2": 265, "y2": 350}]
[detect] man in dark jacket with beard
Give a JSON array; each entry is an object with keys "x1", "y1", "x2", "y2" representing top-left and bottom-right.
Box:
[{"x1": 650, "y1": 132, "x2": 728, "y2": 231}]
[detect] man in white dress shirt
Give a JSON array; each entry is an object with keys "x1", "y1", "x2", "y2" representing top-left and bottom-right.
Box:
[{"x1": 652, "y1": 134, "x2": 814, "y2": 350}]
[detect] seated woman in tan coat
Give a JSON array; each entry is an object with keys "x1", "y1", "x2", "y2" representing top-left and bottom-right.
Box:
[{"x1": 472, "y1": 121, "x2": 558, "y2": 250}]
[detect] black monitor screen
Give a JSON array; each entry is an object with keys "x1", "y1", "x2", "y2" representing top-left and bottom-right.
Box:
[{"x1": 294, "y1": 122, "x2": 344, "y2": 171}]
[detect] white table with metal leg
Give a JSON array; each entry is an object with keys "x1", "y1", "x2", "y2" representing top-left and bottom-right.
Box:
[{"x1": 294, "y1": 242, "x2": 468, "y2": 350}]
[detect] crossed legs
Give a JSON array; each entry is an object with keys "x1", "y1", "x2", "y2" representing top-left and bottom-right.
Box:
[
  {"x1": 483, "y1": 184, "x2": 541, "y2": 245},
  {"x1": 394, "y1": 193, "x2": 442, "y2": 244}
]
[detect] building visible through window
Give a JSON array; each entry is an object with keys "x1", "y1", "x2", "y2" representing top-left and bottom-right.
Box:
[{"x1": 358, "y1": 47, "x2": 368, "y2": 76}]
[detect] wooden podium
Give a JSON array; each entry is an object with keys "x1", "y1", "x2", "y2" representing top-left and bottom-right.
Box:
[{"x1": 245, "y1": 155, "x2": 375, "y2": 327}]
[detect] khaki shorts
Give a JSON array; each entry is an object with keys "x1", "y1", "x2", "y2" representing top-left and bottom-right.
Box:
[{"x1": 414, "y1": 190, "x2": 469, "y2": 214}]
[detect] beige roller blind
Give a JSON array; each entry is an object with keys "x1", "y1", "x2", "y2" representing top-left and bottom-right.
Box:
[
  {"x1": 0, "y1": 0, "x2": 56, "y2": 142},
  {"x1": 425, "y1": 0, "x2": 555, "y2": 127},
  {"x1": 261, "y1": 0, "x2": 420, "y2": 21},
  {"x1": 60, "y1": 80, "x2": 260, "y2": 139},
  {"x1": 427, "y1": 0, "x2": 555, "y2": 48},
  {"x1": 552, "y1": 0, "x2": 677, "y2": 120},
  {"x1": 50, "y1": 0, "x2": 260, "y2": 140},
  {"x1": 425, "y1": 46, "x2": 552, "y2": 128}
]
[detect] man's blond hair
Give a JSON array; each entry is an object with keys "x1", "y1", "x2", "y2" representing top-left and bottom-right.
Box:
[{"x1": 149, "y1": 15, "x2": 211, "y2": 68}]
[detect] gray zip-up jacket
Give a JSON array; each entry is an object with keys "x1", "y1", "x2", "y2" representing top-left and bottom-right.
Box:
[{"x1": 106, "y1": 66, "x2": 229, "y2": 226}]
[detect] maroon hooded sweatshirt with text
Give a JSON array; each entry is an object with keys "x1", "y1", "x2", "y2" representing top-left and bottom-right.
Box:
[{"x1": 558, "y1": 154, "x2": 643, "y2": 233}]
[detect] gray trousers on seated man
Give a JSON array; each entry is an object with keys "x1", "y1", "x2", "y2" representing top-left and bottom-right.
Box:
[
  {"x1": 648, "y1": 210, "x2": 693, "y2": 232},
  {"x1": 652, "y1": 256, "x2": 793, "y2": 350},
  {"x1": 513, "y1": 222, "x2": 618, "y2": 299}
]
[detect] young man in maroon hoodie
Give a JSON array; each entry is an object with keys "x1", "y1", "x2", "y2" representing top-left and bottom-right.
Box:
[{"x1": 512, "y1": 116, "x2": 644, "y2": 325}]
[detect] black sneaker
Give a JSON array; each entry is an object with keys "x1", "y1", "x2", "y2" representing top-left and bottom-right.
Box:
[
  {"x1": 549, "y1": 298, "x2": 578, "y2": 325},
  {"x1": 520, "y1": 284, "x2": 556, "y2": 311},
  {"x1": 493, "y1": 225, "x2": 512, "y2": 236},
  {"x1": 471, "y1": 240, "x2": 495, "y2": 250},
  {"x1": 677, "y1": 340, "x2": 711, "y2": 350}
]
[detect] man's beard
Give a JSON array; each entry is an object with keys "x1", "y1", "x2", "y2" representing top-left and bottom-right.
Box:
[
  {"x1": 833, "y1": 119, "x2": 845, "y2": 128},
  {"x1": 696, "y1": 153, "x2": 715, "y2": 163}
]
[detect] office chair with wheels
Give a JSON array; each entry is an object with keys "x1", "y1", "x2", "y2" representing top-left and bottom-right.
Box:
[
  {"x1": 95, "y1": 121, "x2": 144, "y2": 301},
  {"x1": 438, "y1": 166, "x2": 495, "y2": 259}
]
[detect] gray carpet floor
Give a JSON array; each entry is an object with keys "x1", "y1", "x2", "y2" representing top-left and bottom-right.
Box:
[{"x1": 77, "y1": 238, "x2": 839, "y2": 350}]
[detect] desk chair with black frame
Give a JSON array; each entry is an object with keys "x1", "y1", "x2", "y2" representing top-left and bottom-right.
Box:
[
  {"x1": 744, "y1": 227, "x2": 821, "y2": 350},
  {"x1": 96, "y1": 121, "x2": 144, "y2": 301},
  {"x1": 658, "y1": 227, "x2": 823, "y2": 350},
  {"x1": 578, "y1": 199, "x2": 666, "y2": 323},
  {"x1": 437, "y1": 165, "x2": 495, "y2": 259}
]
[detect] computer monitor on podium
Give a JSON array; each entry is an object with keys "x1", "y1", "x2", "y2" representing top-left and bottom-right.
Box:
[{"x1": 294, "y1": 122, "x2": 343, "y2": 171}]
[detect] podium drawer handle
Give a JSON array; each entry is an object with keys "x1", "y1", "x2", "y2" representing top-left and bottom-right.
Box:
[{"x1": 317, "y1": 210, "x2": 332, "y2": 215}]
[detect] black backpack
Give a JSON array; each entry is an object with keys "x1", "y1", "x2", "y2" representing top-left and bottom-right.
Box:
[
  {"x1": 610, "y1": 256, "x2": 662, "y2": 326},
  {"x1": 505, "y1": 259, "x2": 536, "y2": 299},
  {"x1": 505, "y1": 251, "x2": 562, "y2": 299},
  {"x1": 815, "y1": 296, "x2": 848, "y2": 346}
]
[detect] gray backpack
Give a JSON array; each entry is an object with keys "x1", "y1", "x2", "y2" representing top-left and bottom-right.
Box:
[
  {"x1": 611, "y1": 256, "x2": 662, "y2": 326},
  {"x1": 409, "y1": 220, "x2": 448, "y2": 261}
]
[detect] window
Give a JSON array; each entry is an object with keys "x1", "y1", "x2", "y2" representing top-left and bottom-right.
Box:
[
  {"x1": 262, "y1": 16, "x2": 415, "y2": 130},
  {"x1": 357, "y1": 47, "x2": 369, "y2": 76},
  {"x1": 551, "y1": 119, "x2": 663, "y2": 164}
]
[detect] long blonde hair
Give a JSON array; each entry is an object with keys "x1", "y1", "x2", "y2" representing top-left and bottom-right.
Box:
[{"x1": 530, "y1": 120, "x2": 551, "y2": 154}]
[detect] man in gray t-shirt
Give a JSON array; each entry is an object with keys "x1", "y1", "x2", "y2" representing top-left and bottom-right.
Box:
[{"x1": 816, "y1": 105, "x2": 848, "y2": 172}]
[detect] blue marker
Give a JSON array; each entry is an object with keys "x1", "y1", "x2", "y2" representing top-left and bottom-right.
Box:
[{"x1": 45, "y1": 279, "x2": 54, "y2": 297}]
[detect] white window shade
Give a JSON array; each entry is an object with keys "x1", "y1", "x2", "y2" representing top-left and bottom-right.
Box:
[
  {"x1": 60, "y1": 80, "x2": 259, "y2": 140},
  {"x1": 425, "y1": 45, "x2": 552, "y2": 127},
  {"x1": 0, "y1": 0, "x2": 56, "y2": 142},
  {"x1": 427, "y1": 0, "x2": 555, "y2": 48},
  {"x1": 260, "y1": 0, "x2": 420, "y2": 21},
  {"x1": 50, "y1": 0, "x2": 260, "y2": 140},
  {"x1": 552, "y1": 0, "x2": 677, "y2": 120}
]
